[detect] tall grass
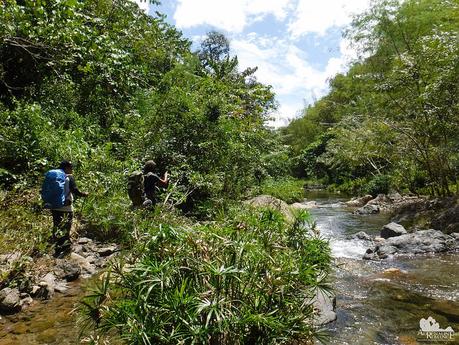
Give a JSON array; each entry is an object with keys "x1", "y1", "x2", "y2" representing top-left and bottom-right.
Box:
[{"x1": 79, "y1": 207, "x2": 331, "y2": 344}]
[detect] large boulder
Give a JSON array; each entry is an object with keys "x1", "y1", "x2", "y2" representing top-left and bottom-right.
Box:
[
  {"x1": 380, "y1": 222, "x2": 407, "y2": 239},
  {"x1": 351, "y1": 231, "x2": 372, "y2": 241},
  {"x1": 244, "y1": 195, "x2": 295, "y2": 222},
  {"x1": 70, "y1": 252, "x2": 97, "y2": 276},
  {"x1": 354, "y1": 204, "x2": 380, "y2": 215},
  {"x1": 0, "y1": 288, "x2": 21, "y2": 313},
  {"x1": 54, "y1": 260, "x2": 81, "y2": 282},
  {"x1": 364, "y1": 229, "x2": 458, "y2": 259},
  {"x1": 312, "y1": 290, "x2": 337, "y2": 325},
  {"x1": 345, "y1": 195, "x2": 373, "y2": 207}
]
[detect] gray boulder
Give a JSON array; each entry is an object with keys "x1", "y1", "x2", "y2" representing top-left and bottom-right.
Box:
[
  {"x1": 345, "y1": 195, "x2": 373, "y2": 207},
  {"x1": 290, "y1": 201, "x2": 318, "y2": 210},
  {"x1": 351, "y1": 231, "x2": 372, "y2": 241},
  {"x1": 0, "y1": 252, "x2": 21, "y2": 264},
  {"x1": 35, "y1": 273, "x2": 57, "y2": 299},
  {"x1": 96, "y1": 245, "x2": 118, "y2": 257},
  {"x1": 312, "y1": 290, "x2": 337, "y2": 325},
  {"x1": 364, "y1": 230, "x2": 458, "y2": 259},
  {"x1": 380, "y1": 222, "x2": 407, "y2": 239},
  {"x1": 244, "y1": 195, "x2": 295, "y2": 222},
  {"x1": 0, "y1": 288, "x2": 21, "y2": 313},
  {"x1": 54, "y1": 260, "x2": 81, "y2": 282},
  {"x1": 354, "y1": 204, "x2": 380, "y2": 215},
  {"x1": 78, "y1": 237, "x2": 93, "y2": 245},
  {"x1": 70, "y1": 252, "x2": 97, "y2": 276}
]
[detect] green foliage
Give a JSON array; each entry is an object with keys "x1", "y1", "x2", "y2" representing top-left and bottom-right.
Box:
[
  {"x1": 365, "y1": 174, "x2": 391, "y2": 197},
  {"x1": 256, "y1": 178, "x2": 306, "y2": 204},
  {"x1": 282, "y1": 0, "x2": 459, "y2": 196},
  {"x1": 0, "y1": 1, "x2": 279, "y2": 212},
  {"x1": 79, "y1": 208, "x2": 331, "y2": 344},
  {"x1": 0, "y1": 189, "x2": 51, "y2": 256}
]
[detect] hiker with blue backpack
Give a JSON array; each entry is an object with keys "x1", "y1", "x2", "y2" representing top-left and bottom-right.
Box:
[{"x1": 41, "y1": 160, "x2": 88, "y2": 258}]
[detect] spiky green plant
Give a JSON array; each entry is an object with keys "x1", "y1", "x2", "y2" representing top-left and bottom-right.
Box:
[{"x1": 79, "y1": 207, "x2": 331, "y2": 344}]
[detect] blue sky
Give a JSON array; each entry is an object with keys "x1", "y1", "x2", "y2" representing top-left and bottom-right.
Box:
[{"x1": 135, "y1": 0, "x2": 371, "y2": 127}]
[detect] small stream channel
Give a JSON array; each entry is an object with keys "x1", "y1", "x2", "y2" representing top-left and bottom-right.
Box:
[
  {"x1": 306, "y1": 191, "x2": 459, "y2": 345},
  {"x1": 1, "y1": 192, "x2": 458, "y2": 344}
]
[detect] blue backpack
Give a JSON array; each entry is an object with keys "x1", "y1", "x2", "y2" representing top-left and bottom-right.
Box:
[{"x1": 41, "y1": 169, "x2": 66, "y2": 209}]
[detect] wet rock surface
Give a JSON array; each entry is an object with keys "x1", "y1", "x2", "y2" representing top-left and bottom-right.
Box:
[
  {"x1": 0, "y1": 237, "x2": 120, "y2": 316},
  {"x1": 351, "y1": 231, "x2": 373, "y2": 241},
  {"x1": 345, "y1": 195, "x2": 373, "y2": 207},
  {"x1": 312, "y1": 290, "x2": 337, "y2": 326},
  {"x1": 352, "y1": 193, "x2": 426, "y2": 215},
  {"x1": 0, "y1": 288, "x2": 21, "y2": 314},
  {"x1": 380, "y1": 222, "x2": 407, "y2": 239},
  {"x1": 290, "y1": 201, "x2": 318, "y2": 209},
  {"x1": 54, "y1": 260, "x2": 81, "y2": 282},
  {"x1": 364, "y1": 229, "x2": 459, "y2": 260}
]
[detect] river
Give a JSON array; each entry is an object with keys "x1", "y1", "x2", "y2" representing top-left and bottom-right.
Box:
[
  {"x1": 1, "y1": 192, "x2": 458, "y2": 344},
  {"x1": 306, "y1": 191, "x2": 459, "y2": 345}
]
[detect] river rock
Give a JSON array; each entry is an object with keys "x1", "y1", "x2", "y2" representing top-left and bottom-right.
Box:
[
  {"x1": 36, "y1": 273, "x2": 56, "y2": 299},
  {"x1": 0, "y1": 252, "x2": 21, "y2": 264},
  {"x1": 290, "y1": 201, "x2": 318, "y2": 209},
  {"x1": 351, "y1": 231, "x2": 372, "y2": 241},
  {"x1": 0, "y1": 288, "x2": 21, "y2": 313},
  {"x1": 364, "y1": 230, "x2": 458, "y2": 259},
  {"x1": 54, "y1": 282, "x2": 68, "y2": 294},
  {"x1": 54, "y1": 260, "x2": 81, "y2": 282},
  {"x1": 354, "y1": 204, "x2": 380, "y2": 215},
  {"x1": 70, "y1": 252, "x2": 96, "y2": 276},
  {"x1": 96, "y1": 245, "x2": 118, "y2": 257},
  {"x1": 244, "y1": 195, "x2": 295, "y2": 222},
  {"x1": 78, "y1": 237, "x2": 93, "y2": 245},
  {"x1": 312, "y1": 290, "x2": 337, "y2": 325},
  {"x1": 345, "y1": 195, "x2": 373, "y2": 207},
  {"x1": 380, "y1": 222, "x2": 407, "y2": 239},
  {"x1": 19, "y1": 295, "x2": 33, "y2": 308}
]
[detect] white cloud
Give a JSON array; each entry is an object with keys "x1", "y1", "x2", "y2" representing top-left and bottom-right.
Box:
[
  {"x1": 134, "y1": 0, "x2": 149, "y2": 13},
  {"x1": 231, "y1": 34, "x2": 349, "y2": 126},
  {"x1": 288, "y1": 0, "x2": 371, "y2": 37},
  {"x1": 174, "y1": 0, "x2": 292, "y2": 32},
  {"x1": 233, "y1": 35, "x2": 345, "y2": 97}
]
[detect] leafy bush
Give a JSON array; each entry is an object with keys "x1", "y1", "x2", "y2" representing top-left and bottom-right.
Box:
[
  {"x1": 0, "y1": 189, "x2": 51, "y2": 256},
  {"x1": 365, "y1": 174, "x2": 391, "y2": 196},
  {"x1": 79, "y1": 208, "x2": 331, "y2": 344},
  {"x1": 256, "y1": 178, "x2": 306, "y2": 204}
]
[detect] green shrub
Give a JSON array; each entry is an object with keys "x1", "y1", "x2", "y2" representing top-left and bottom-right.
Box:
[
  {"x1": 365, "y1": 174, "x2": 391, "y2": 196},
  {"x1": 257, "y1": 178, "x2": 306, "y2": 203},
  {"x1": 79, "y1": 208, "x2": 331, "y2": 344}
]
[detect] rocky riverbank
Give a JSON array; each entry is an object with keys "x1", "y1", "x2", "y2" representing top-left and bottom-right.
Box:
[
  {"x1": 344, "y1": 220, "x2": 459, "y2": 260},
  {"x1": 0, "y1": 238, "x2": 119, "y2": 315}
]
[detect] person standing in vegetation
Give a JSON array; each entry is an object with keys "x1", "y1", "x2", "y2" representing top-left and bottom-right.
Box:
[
  {"x1": 50, "y1": 160, "x2": 88, "y2": 258},
  {"x1": 142, "y1": 160, "x2": 169, "y2": 207},
  {"x1": 127, "y1": 160, "x2": 169, "y2": 208}
]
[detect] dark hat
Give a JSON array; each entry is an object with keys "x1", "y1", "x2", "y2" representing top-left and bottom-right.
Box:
[
  {"x1": 143, "y1": 160, "x2": 156, "y2": 173},
  {"x1": 59, "y1": 160, "x2": 73, "y2": 170}
]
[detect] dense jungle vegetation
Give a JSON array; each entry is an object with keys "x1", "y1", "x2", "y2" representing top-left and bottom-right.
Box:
[
  {"x1": 1, "y1": 0, "x2": 457, "y2": 343},
  {"x1": 283, "y1": 0, "x2": 459, "y2": 197},
  {"x1": 0, "y1": 1, "x2": 329, "y2": 344}
]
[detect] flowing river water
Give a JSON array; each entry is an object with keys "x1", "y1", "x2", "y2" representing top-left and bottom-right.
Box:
[
  {"x1": 306, "y1": 191, "x2": 459, "y2": 345},
  {"x1": 0, "y1": 192, "x2": 458, "y2": 344}
]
